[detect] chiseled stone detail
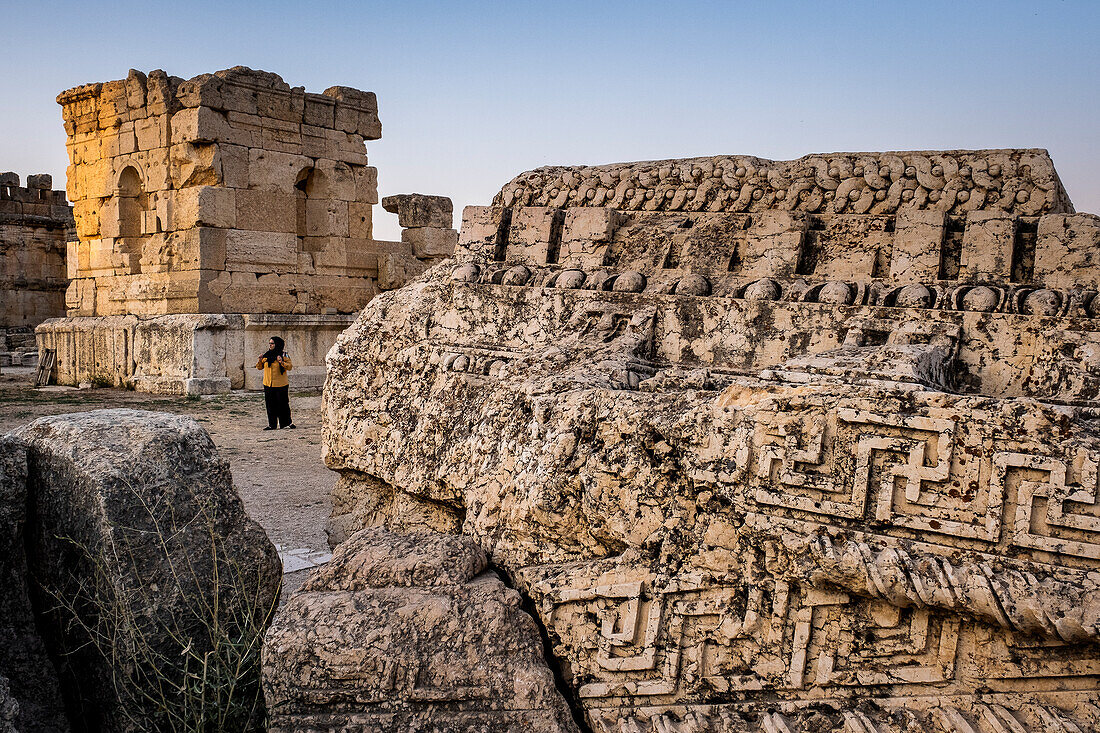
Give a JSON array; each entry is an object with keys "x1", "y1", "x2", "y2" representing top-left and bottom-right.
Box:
[
  {"x1": 312, "y1": 149, "x2": 1100, "y2": 729},
  {"x1": 263, "y1": 527, "x2": 579, "y2": 732},
  {"x1": 494, "y1": 149, "x2": 1073, "y2": 217}
]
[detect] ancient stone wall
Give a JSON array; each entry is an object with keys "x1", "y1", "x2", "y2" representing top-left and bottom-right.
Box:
[
  {"x1": 0, "y1": 172, "x2": 72, "y2": 365},
  {"x1": 44, "y1": 67, "x2": 456, "y2": 393},
  {"x1": 280, "y1": 149, "x2": 1100, "y2": 731},
  {"x1": 57, "y1": 66, "x2": 427, "y2": 317}
]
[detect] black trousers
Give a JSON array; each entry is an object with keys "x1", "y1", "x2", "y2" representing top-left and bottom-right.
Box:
[{"x1": 263, "y1": 385, "x2": 292, "y2": 428}]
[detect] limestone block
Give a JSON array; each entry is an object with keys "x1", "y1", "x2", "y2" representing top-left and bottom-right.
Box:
[
  {"x1": 140, "y1": 227, "x2": 226, "y2": 272},
  {"x1": 134, "y1": 114, "x2": 169, "y2": 150},
  {"x1": 258, "y1": 86, "x2": 305, "y2": 124},
  {"x1": 215, "y1": 271, "x2": 298, "y2": 313},
  {"x1": 561, "y1": 206, "x2": 619, "y2": 265},
  {"x1": 0, "y1": 436, "x2": 70, "y2": 733},
  {"x1": 310, "y1": 159, "x2": 355, "y2": 201},
  {"x1": 300, "y1": 126, "x2": 335, "y2": 159},
  {"x1": 304, "y1": 199, "x2": 349, "y2": 237},
  {"x1": 66, "y1": 241, "x2": 80, "y2": 279},
  {"x1": 798, "y1": 215, "x2": 893, "y2": 280},
  {"x1": 71, "y1": 198, "x2": 100, "y2": 239},
  {"x1": 12, "y1": 410, "x2": 280, "y2": 732},
  {"x1": 171, "y1": 185, "x2": 236, "y2": 229},
  {"x1": 224, "y1": 111, "x2": 263, "y2": 147},
  {"x1": 891, "y1": 209, "x2": 945, "y2": 282},
  {"x1": 170, "y1": 105, "x2": 231, "y2": 145},
  {"x1": 348, "y1": 202, "x2": 373, "y2": 239},
  {"x1": 224, "y1": 230, "x2": 298, "y2": 270},
  {"x1": 501, "y1": 206, "x2": 555, "y2": 265},
  {"x1": 65, "y1": 278, "x2": 96, "y2": 315},
  {"x1": 731, "y1": 210, "x2": 805, "y2": 277},
  {"x1": 960, "y1": 210, "x2": 1015, "y2": 281},
  {"x1": 381, "y1": 193, "x2": 453, "y2": 229},
  {"x1": 234, "y1": 189, "x2": 295, "y2": 233},
  {"x1": 262, "y1": 528, "x2": 578, "y2": 733},
  {"x1": 374, "y1": 253, "x2": 401, "y2": 290},
  {"x1": 458, "y1": 206, "x2": 507, "y2": 260},
  {"x1": 26, "y1": 174, "x2": 52, "y2": 190},
  {"x1": 168, "y1": 141, "x2": 220, "y2": 188},
  {"x1": 219, "y1": 143, "x2": 250, "y2": 188},
  {"x1": 80, "y1": 158, "x2": 117, "y2": 200},
  {"x1": 247, "y1": 148, "x2": 312, "y2": 192},
  {"x1": 0, "y1": 172, "x2": 18, "y2": 187},
  {"x1": 1034, "y1": 213, "x2": 1100, "y2": 289},
  {"x1": 324, "y1": 86, "x2": 381, "y2": 140},
  {"x1": 402, "y1": 226, "x2": 457, "y2": 259},
  {"x1": 303, "y1": 95, "x2": 335, "y2": 128},
  {"x1": 261, "y1": 123, "x2": 303, "y2": 155},
  {"x1": 353, "y1": 165, "x2": 378, "y2": 205}
]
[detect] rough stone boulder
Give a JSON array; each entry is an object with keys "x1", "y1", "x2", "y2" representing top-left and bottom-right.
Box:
[
  {"x1": 263, "y1": 527, "x2": 579, "y2": 732},
  {"x1": 317, "y1": 150, "x2": 1100, "y2": 730},
  {"x1": 11, "y1": 409, "x2": 281, "y2": 733},
  {"x1": 0, "y1": 435, "x2": 68, "y2": 733}
]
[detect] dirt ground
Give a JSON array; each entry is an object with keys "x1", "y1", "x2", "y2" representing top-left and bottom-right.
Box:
[{"x1": 0, "y1": 367, "x2": 334, "y2": 596}]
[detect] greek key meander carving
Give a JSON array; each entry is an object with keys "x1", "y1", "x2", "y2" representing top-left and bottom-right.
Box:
[{"x1": 751, "y1": 407, "x2": 1100, "y2": 559}]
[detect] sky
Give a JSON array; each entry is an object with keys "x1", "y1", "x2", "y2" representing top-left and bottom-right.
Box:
[{"x1": 2, "y1": 0, "x2": 1098, "y2": 241}]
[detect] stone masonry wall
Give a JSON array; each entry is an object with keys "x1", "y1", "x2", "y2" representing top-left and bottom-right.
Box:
[
  {"x1": 0, "y1": 173, "x2": 71, "y2": 330},
  {"x1": 57, "y1": 67, "x2": 445, "y2": 318}
]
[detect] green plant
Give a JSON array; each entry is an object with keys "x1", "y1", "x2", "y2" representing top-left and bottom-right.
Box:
[{"x1": 38, "y1": 482, "x2": 279, "y2": 733}]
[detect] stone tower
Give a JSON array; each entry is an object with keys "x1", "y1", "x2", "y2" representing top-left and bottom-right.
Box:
[{"x1": 39, "y1": 67, "x2": 454, "y2": 392}]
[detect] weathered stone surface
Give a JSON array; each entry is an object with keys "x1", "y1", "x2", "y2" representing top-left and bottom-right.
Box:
[
  {"x1": 316, "y1": 150, "x2": 1100, "y2": 729},
  {"x1": 46, "y1": 67, "x2": 450, "y2": 393},
  {"x1": 55, "y1": 67, "x2": 437, "y2": 319},
  {"x1": 12, "y1": 409, "x2": 281, "y2": 732},
  {"x1": 36, "y1": 312, "x2": 355, "y2": 394},
  {"x1": 263, "y1": 527, "x2": 579, "y2": 732},
  {"x1": 0, "y1": 436, "x2": 69, "y2": 733},
  {"x1": 1, "y1": 173, "x2": 72, "y2": 368},
  {"x1": 0, "y1": 676, "x2": 17, "y2": 733},
  {"x1": 382, "y1": 193, "x2": 453, "y2": 229},
  {"x1": 494, "y1": 149, "x2": 1074, "y2": 217}
]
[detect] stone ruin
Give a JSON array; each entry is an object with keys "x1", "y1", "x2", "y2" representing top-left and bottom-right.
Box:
[
  {"x1": 36, "y1": 67, "x2": 455, "y2": 393},
  {"x1": 1, "y1": 409, "x2": 280, "y2": 732},
  {"x1": 262, "y1": 149, "x2": 1100, "y2": 730},
  {"x1": 0, "y1": 172, "x2": 72, "y2": 368}
]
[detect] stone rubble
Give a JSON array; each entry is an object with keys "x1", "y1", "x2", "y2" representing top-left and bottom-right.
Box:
[
  {"x1": 294, "y1": 149, "x2": 1100, "y2": 730},
  {"x1": 9, "y1": 409, "x2": 281, "y2": 732},
  {"x1": 263, "y1": 527, "x2": 579, "y2": 733}
]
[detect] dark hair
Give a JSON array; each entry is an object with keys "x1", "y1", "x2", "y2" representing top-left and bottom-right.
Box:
[{"x1": 262, "y1": 336, "x2": 286, "y2": 373}]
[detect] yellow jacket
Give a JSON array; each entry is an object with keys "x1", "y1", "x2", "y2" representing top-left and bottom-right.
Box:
[{"x1": 256, "y1": 354, "x2": 293, "y2": 387}]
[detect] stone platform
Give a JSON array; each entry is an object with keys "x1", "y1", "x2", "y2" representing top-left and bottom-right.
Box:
[{"x1": 36, "y1": 312, "x2": 352, "y2": 393}]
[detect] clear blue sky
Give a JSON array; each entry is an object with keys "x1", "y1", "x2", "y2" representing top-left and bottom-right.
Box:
[{"x1": 3, "y1": 0, "x2": 1098, "y2": 240}]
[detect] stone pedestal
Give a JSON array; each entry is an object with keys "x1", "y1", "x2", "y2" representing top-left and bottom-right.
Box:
[{"x1": 36, "y1": 312, "x2": 353, "y2": 394}]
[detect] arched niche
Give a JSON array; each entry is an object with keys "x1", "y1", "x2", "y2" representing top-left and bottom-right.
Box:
[
  {"x1": 295, "y1": 167, "x2": 328, "y2": 252},
  {"x1": 117, "y1": 166, "x2": 146, "y2": 238},
  {"x1": 115, "y1": 166, "x2": 154, "y2": 274}
]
